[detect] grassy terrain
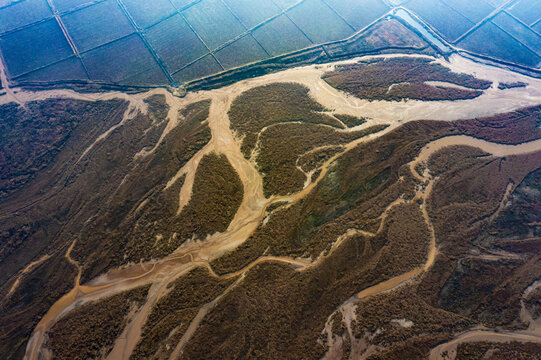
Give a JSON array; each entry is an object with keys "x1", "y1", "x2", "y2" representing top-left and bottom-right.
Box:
[
  {"x1": 323, "y1": 57, "x2": 491, "y2": 101},
  {"x1": 47, "y1": 286, "x2": 150, "y2": 360}
]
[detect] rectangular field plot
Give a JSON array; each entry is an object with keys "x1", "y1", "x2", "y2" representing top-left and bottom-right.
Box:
[
  {"x1": 458, "y1": 22, "x2": 541, "y2": 67},
  {"x1": 533, "y1": 21, "x2": 541, "y2": 34},
  {"x1": 145, "y1": 14, "x2": 208, "y2": 73},
  {"x1": 170, "y1": 0, "x2": 199, "y2": 10},
  {"x1": 325, "y1": 0, "x2": 389, "y2": 30},
  {"x1": 16, "y1": 56, "x2": 88, "y2": 82},
  {"x1": 52, "y1": 0, "x2": 94, "y2": 12},
  {"x1": 122, "y1": 0, "x2": 176, "y2": 29},
  {"x1": 183, "y1": 0, "x2": 246, "y2": 50},
  {"x1": 406, "y1": 0, "x2": 474, "y2": 42},
  {"x1": 252, "y1": 14, "x2": 312, "y2": 56},
  {"x1": 62, "y1": 0, "x2": 134, "y2": 53},
  {"x1": 173, "y1": 54, "x2": 222, "y2": 83},
  {"x1": 223, "y1": 0, "x2": 281, "y2": 28},
  {"x1": 118, "y1": 63, "x2": 169, "y2": 85},
  {"x1": 272, "y1": 0, "x2": 299, "y2": 10},
  {"x1": 0, "y1": 0, "x2": 52, "y2": 34},
  {"x1": 287, "y1": 0, "x2": 354, "y2": 43},
  {"x1": 0, "y1": 19, "x2": 73, "y2": 77},
  {"x1": 214, "y1": 35, "x2": 268, "y2": 70},
  {"x1": 492, "y1": 12, "x2": 541, "y2": 56},
  {"x1": 82, "y1": 34, "x2": 164, "y2": 83},
  {"x1": 441, "y1": 0, "x2": 495, "y2": 23},
  {"x1": 508, "y1": 0, "x2": 541, "y2": 26}
]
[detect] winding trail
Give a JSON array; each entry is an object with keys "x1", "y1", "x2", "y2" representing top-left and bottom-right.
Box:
[{"x1": 9, "y1": 53, "x2": 541, "y2": 360}]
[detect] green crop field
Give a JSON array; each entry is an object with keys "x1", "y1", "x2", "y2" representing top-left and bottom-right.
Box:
[{"x1": 62, "y1": 0, "x2": 135, "y2": 52}]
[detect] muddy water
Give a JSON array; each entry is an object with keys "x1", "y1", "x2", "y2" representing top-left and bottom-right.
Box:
[{"x1": 16, "y1": 53, "x2": 541, "y2": 360}]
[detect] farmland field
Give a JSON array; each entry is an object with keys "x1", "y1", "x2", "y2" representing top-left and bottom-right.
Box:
[
  {"x1": 406, "y1": 0, "x2": 474, "y2": 42},
  {"x1": 0, "y1": 19, "x2": 73, "y2": 77},
  {"x1": 458, "y1": 21, "x2": 541, "y2": 67},
  {"x1": 440, "y1": 0, "x2": 494, "y2": 23},
  {"x1": 223, "y1": 0, "x2": 281, "y2": 29},
  {"x1": 52, "y1": 0, "x2": 95, "y2": 12},
  {"x1": 0, "y1": 0, "x2": 52, "y2": 34},
  {"x1": 508, "y1": 0, "x2": 541, "y2": 26},
  {"x1": 286, "y1": 0, "x2": 354, "y2": 43},
  {"x1": 121, "y1": 0, "x2": 176, "y2": 29},
  {"x1": 215, "y1": 35, "x2": 268, "y2": 70},
  {"x1": 16, "y1": 57, "x2": 88, "y2": 83},
  {"x1": 491, "y1": 12, "x2": 541, "y2": 56},
  {"x1": 182, "y1": 0, "x2": 246, "y2": 50},
  {"x1": 272, "y1": 0, "x2": 299, "y2": 10},
  {"x1": 252, "y1": 14, "x2": 312, "y2": 56},
  {"x1": 145, "y1": 14, "x2": 208, "y2": 73},
  {"x1": 61, "y1": 0, "x2": 134, "y2": 53},
  {"x1": 324, "y1": 0, "x2": 389, "y2": 30},
  {"x1": 81, "y1": 34, "x2": 165, "y2": 83},
  {"x1": 172, "y1": 53, "x2": 222, "y2": 83}
]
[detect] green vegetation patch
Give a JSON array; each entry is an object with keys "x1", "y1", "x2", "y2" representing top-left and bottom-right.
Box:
[
  {"x1": 334, "y1": 114, "x2": 367, "y2": 128},
  {"x1": 298, "y1": 146, "x2": 345, "y2": 173},
  {"x1": 132, "y1": 267, "x2": 236, "y2": 359},
  {"x1": 173, "y1": 152, "x2": 244, "y2": 243},
  {"x1": 47, "y1": 286, "x2": 150, "y2": 360},
  {"x1": 228, "y1": 82, "x2": 344, "y2": 157},
  {"x1": 456, "y1": 341, "x2": 541, "y2": 360},
  {"x1": 257, "y1": 122, "x2": 388, "y2": 196},
  {"x1": 0, "y1": 99, "x2": 128, "y2": 199},
  {"x1": 323, "y1": 57, "x2": 491, "y2": 101}
]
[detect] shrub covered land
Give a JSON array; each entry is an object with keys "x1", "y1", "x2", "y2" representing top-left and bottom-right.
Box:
[
  {"x1": 132, "y1": 268, "x2": 237, "y2": 359},
  {"x1": 2, "y1": 80, "x2": 541, "y2": 359},
  {"x1": 228, "y1": 83, "x2": 344, "y2": 157},
  {"x1": 322, "y1": 57, "x2": 492, "y2": 101},
  {"x1": 47, "y1": 286, "x2": 150, "y2": 360},
  {"x1": 257, "y1": 122, "x2": 388, "y2": 196},
  {"x1": 456, "y1": 341, "x2": 541, "y2": 360}
]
